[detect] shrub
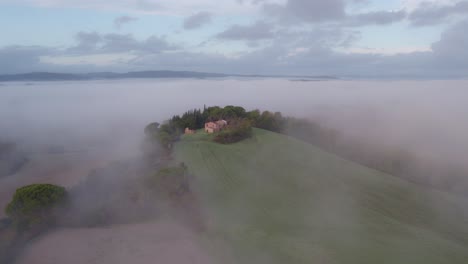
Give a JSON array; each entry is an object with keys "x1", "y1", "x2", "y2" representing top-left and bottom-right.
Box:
[
  {"x1": 144, "y1": 122, "x2": 160, "y2": 138},
  {"x1": 254, "y1": 111, "x2": 284, "y2": 132},
  {"x1": 213, "y1": 119, "x2": 253, "y2": 144},
  {"x1": 5, "y1": 184, "x2": 67, "y2": 229}
]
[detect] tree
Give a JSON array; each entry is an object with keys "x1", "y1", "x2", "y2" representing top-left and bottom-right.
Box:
[
  {"x1": 222, "y1": 105, "x2": 246, "y2": 119},
  {"x1": 213, "y1": 118, "x2": 253, "y2": 144},
  {"x1": 246, "y1": 109, "x2": 260, "y2": 124},
  {"x1": 144, "y1": 122, "x2": 160, "y2": 137},
  {"x1": 5, "y1": 184, "x2": 67, "y2": 229},
  {"x1": 204, "y1": 106, "x2": 223, "y2": 121},
  {"x1": 157, "y1": 123, "x2": 181, "y2": 149},
  {"x1": 255, "y1": 111, "x2": 284, "y2": 132}
]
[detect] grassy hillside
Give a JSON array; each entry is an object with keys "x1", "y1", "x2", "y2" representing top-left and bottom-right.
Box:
[{"x1": 174, "y1": 128, "x2": 468, "y2": 264}]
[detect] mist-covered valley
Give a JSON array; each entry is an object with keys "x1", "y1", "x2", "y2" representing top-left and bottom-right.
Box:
[
  {"x1": 2, "y1": 78, "x2": 468, "y2": 193},
  {"x1": 1, "y1": 78, "x2": 468, "y2": 264}
]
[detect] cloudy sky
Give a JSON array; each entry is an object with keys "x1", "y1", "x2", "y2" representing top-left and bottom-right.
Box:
[{"x1": 0, "y1": 0, "x2": 467, "y2": 77}]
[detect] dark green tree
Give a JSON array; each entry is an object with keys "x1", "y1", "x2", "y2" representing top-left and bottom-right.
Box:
[
  {"x1": 5, "y1": 184, "x2": 67, "y2": 229},
  {"x1": 144, "y1": 122, "x2": 160, "y2": 137}
]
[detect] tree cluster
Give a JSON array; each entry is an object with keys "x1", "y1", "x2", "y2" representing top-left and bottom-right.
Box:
[
  {"x1": 213, "y1": 118, "x2": 253, "y2": 144},
  {"x1": 5, "y1": 184, "x2": 67, "y2": 230},
  {"x1": 145, "y1": 105, "x2": 289, "y2": 148}
]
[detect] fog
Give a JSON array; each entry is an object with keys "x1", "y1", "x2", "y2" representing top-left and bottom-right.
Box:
[
  {"x1": 1, "y1": 78, "x2": 468, "y2": 263},
  {"x1": 2, "y1": 78, "x2": 468, "y2": 174},
  {"x1": 2, "y1": 78, "x2": 468, "y2": 203}
]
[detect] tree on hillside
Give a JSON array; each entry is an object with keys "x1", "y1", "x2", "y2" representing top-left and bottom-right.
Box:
[
  {"x1": 213, "y1": 118, "x2": 253, "y2": 144},
  {"x1": 5, "y1": 184, "x2": 67, "y2": 229},
  {"x1": 246, "y1": 109, "x2": 261, "y2": 124},
  {"x1": 255, "y1": 111, "x2": 284, "y2": 132},
  {"x1": 204, "y1": 106, "x2": 223, "y2": 121},
  {"x1": 222, "y1": 105, "x2": 247, "y2": 119},
  {"x1": 158, "y1": 123, "x2": 180, "y2": 149},
  {"x1": 144, "y1": 122, "x2": 160, "y2": 138}
]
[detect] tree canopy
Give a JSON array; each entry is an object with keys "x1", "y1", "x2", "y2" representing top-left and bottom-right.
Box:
[
  {"x1": 145, "y1": 105, "x2": 290, "y2": 147},
  {"x1": 5, "y1": 184, "x2": 67, "y2": 229}
]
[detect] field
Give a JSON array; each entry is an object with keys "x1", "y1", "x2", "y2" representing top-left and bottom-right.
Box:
[{"x1": 175, "y1": 128, "x2": 468, "y2": 264}]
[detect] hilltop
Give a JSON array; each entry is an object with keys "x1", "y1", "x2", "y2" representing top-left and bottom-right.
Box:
[{"x1": 175, "y1": 128, "x2": 468, "y2": 264}]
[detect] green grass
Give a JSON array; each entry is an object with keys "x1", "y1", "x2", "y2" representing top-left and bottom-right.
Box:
[{"x1": 175, "y1": 128, "x2": 468, "y2": 264}]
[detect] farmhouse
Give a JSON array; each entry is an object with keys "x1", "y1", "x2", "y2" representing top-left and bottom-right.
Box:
[
  {"x1": 185, "y1": 128, "x2": 196, "y2": 134},
  {"x1": 205, "y1": 120, "x2": 228, "y2": 133}
]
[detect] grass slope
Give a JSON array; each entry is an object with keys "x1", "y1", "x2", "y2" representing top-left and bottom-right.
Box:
[{"x1": 175, "y1": 128, "x2": 468, "y2": 264}]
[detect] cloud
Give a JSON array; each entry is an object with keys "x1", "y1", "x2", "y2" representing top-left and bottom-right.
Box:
[
  {"x1": 0, "y1": 46, "x2": 51, "y2": 74},
  {"x1": 114, "y1": 16, "x2": 138, "y2": 29},
  {"x1": 346, "y1": 10, "x2": 407, "y2": 26},
  {"x1": 262, "y1": 0, "x2": 405, "y2": 27},
  {"x1": 2, "y1": 18, "x2": 468, "y2": 78},
  {"x1": 5, "y1": 0, "x2": 256, "y2": 15},
  {"x1": 0, "y1": 45, "x2": 108, "y2": 74},
  {"x1": 71, "y1": 32, "x2": 102, "y2": 53},
  {"x1": 183, "y1": 12, "x2": 212, "y2": 30},
  {"x1": 135, "y1": 0, "x2": 164, "y2": 11},
  {"x1": 409, "y1": 1, "x2": 468, "y2": 26},
  {"x1": 263, "y1": 0, "x2": 346, "y2": 23},
  {"x1": 68, "y1": 32, "x2": 177, "y2": 54},
  {"x1": 216, "y1": 21, "x2": 274, "y2": 40},
  {"x1": 100, "y1": 34, "x2": 141, "y2": 53},
  {"x1": 431, "y1": 19, "x2": 468, "y2": 63},
  {"x1": 208, "y1": 19, "x2": 468, "y2": 78}
]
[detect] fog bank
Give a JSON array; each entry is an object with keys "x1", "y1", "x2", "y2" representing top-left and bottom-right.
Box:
[
  {"x1": 2, "y1": 78, "x2": 468, "y2": 263},
  {"x1": 1, "y1": 78, "x2": 467, "y2": 167},
  {"x1": 1, "y1": 78, "x2": 467, "y2": 197}
]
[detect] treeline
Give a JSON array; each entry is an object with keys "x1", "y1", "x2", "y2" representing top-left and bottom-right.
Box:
[{"x1": 145, "y1": 105, "x2": 287, "y2": 147}]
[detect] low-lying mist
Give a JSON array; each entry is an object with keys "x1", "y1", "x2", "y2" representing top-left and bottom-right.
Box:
[
  {"x1": 2, "y1": 79, "x2": 467, "y2": 188},
  {"x1": 1, "y1": 78, "x2": 468, "y2": 263}
]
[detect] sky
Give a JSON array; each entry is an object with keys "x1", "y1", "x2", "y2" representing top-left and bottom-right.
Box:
[{"x1": 0, "y1": 0, "x2": 468, "y2": 77}]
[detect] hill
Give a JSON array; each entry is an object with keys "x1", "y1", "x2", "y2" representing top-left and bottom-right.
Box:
[
  {"x1": 0, "y1": 71, "x2": 226, "y2": 82},
  {"x1": 174, "y1": 128, "x2": 468, "y2": 264},
  {"x1": 0, "y1": 71, "x2": 337, "y2": 82}
]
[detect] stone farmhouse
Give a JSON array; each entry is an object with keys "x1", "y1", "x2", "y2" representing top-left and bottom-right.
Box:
[{"x1": 205, "y1": 120, "x2": 228, "y2": 133}]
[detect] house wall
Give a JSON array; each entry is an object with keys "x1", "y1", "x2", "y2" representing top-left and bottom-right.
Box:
[{"x1": 205, "y1": 120, "x2": 227, "y2": 134}]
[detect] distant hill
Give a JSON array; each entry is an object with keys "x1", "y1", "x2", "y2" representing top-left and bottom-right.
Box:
[
  {"x1": 0, "y1": 72, "x2": 87, "y2": 82},
  {"x1": 0, "y1": 71, "x2": 338, "y2": 82},
  {"x1": 175, "y1": 128, "x2": 468, "y2": 264}
]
